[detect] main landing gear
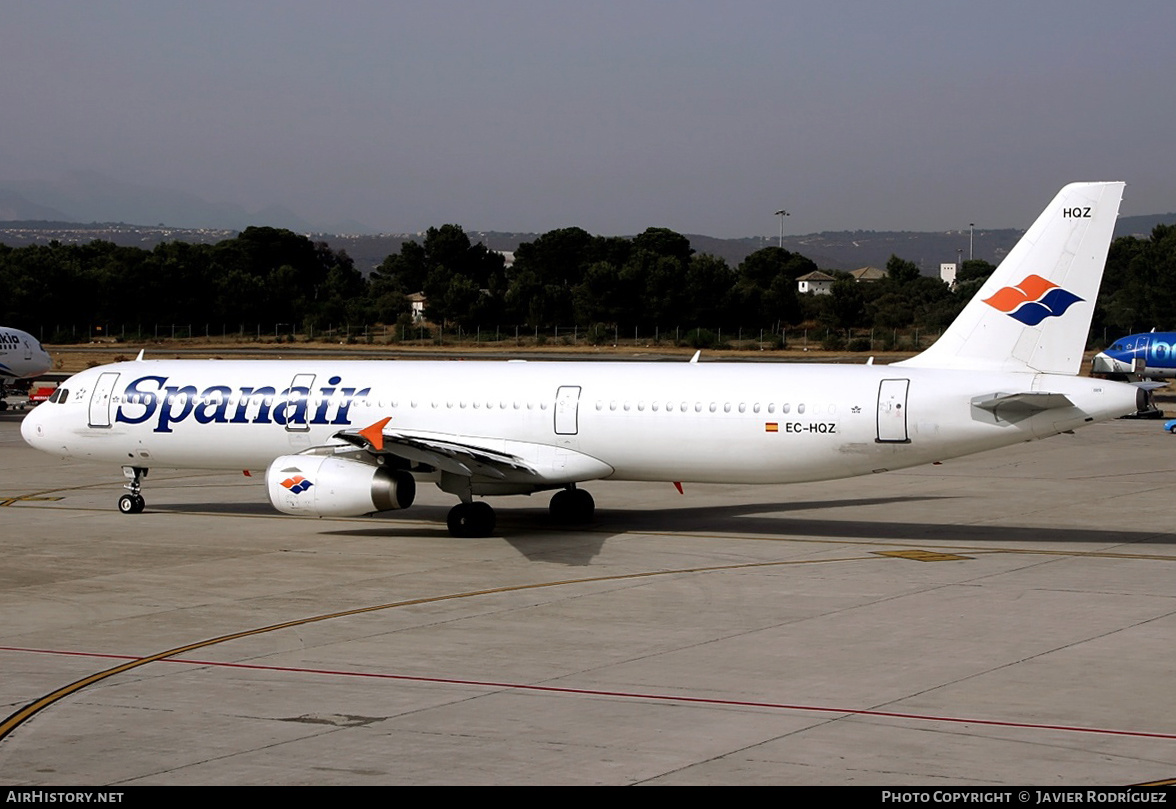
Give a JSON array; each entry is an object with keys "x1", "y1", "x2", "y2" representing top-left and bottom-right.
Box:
[
  {"x1": 447, "y1": 500, "x2": 496, "y2": 538},
  {"x1": 118, "y1": 466, "x2": 148, "y2": 514},
  {"x1": 443, "y1": 486, "x2": 597, "y2": 538},
  {"x1": 549, "y1": 486, "x2": 595, "y2": 525}
]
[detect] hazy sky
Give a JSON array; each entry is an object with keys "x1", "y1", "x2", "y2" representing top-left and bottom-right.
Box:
[{"x1": 3, "y1": 1, "x2": 1174, "y2": 236}]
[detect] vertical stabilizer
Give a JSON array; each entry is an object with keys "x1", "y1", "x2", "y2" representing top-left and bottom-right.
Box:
[{"x1": 897, "y1": 182, "x2": 1124, "y2": 375}]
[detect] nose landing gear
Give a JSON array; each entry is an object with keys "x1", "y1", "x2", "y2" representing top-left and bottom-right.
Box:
[{"x1": 118, "y1": 466, "x2": 148, "y2": 514}]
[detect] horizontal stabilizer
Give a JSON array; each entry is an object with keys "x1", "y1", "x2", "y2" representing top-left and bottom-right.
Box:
[{"x1": 971, "y1": 391, "x2": 1074, "y2": 423}]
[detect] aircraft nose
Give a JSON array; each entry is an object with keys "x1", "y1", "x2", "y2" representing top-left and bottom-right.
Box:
[
  {"x1": 20, "y1": 402, "x2": 49, "y2": 448},
  {"x1": 1091, "y1": 351, "x2": 1120, "y2": 374}
]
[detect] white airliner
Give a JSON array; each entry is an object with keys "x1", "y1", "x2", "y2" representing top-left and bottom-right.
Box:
[
  {"x1": 21, "y1": 182, "x2": 1142, "y2": 536},
  {"x1": 1, "y1": 327, "x2": 53, "y2": 411}
]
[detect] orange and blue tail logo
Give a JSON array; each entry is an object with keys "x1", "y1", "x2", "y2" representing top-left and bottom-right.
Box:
[
  {"x1": 983, "y1": 274, "x2": 1083, "y2": 326},
  {"x1": 281, "y1": 475, "x2": 313, "y2": 494}
]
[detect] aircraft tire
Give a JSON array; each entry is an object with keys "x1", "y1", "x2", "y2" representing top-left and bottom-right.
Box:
[
  {"x1": 550, "y1": 488, "x2": 594, "y2": 524},
  {"x1": 118, "y1": 494, "x2": 145, "y2": 514},
  {"x1": 447, "y1": 501, "x2": 495, "y2": 538}
]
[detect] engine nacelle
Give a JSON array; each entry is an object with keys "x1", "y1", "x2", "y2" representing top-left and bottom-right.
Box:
[{"x1": 266, "y1": 455, "x2": 416, "y2": 517}]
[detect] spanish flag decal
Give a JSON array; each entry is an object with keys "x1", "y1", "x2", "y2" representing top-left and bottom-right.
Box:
[{"x1": 765, "y1": 423, "x2": 779, "y2": 432}]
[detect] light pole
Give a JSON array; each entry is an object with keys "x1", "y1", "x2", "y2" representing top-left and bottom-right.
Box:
[
  {"x1": 969, "y1": 223, "x2": 974, "y2": 261},
  {"x1": 775, "y1": 209, "x2": 790, "y2": 248}
]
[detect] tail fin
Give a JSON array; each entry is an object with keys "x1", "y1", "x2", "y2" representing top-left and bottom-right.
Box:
[{"x1": 897, "y1": 181, "x2": 1124, "y2": 375}]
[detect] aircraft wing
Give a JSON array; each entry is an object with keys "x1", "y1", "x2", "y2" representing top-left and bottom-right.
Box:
[
  {"x1": 333, "y1": 420, "x2": 536, "y2": 480},
  {"x1": 330, "y1": 417, "x2": 615, "y2": 489}
]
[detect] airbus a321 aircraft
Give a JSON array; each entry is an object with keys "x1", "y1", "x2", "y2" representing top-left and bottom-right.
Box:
[
  {"x1": 22, "y1": 182, "x2": 1143, "y2": 537},
  {"x1": 1, "y1": 327, "x2": 52, "y2": 411}
]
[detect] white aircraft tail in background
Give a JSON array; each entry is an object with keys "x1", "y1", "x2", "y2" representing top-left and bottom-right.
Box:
[{"x1": 22, "y1": 183, "x2": 1139, "y2": 536}]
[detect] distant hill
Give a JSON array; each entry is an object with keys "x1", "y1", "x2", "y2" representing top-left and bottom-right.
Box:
[
  {"x1": 2, "y1": 205, "x2": 1173, "y2": 277},
  {"x1": 0, "y1": 170, "x2": 347, "y2": 233}
]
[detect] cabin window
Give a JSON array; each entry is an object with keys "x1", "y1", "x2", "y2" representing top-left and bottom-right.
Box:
[
  {"x1": 768, "y1": 403, "x2": 776, "y2": 414},
  {"x1": 782, "y1": 403, "x2": 790, "y2": 414},
  {"x1": 798, "y1": 403, "x2": 806, "y2": 414},
  {"x1": 738, "y1": 403, "x2": 746, "y2": 413}
]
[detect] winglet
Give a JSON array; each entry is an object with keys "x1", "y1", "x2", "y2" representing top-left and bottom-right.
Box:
[
  {"x1": 358, "y1": 417, "x2": 391, "y2": 451},
  {"x1": 135, "y1": 349, "x2": 145, "y2": 362},
  {"x1": 689, "y1": 351, "x2": 701, "y2": 364}
]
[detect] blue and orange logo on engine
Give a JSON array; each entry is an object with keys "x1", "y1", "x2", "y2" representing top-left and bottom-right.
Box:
[
  {"x1": 281, "y1": 475, "x2": 313, "y2": 494},
  {"x1": 983, "y1": 274, "x2": 1083, "y2": 326}
]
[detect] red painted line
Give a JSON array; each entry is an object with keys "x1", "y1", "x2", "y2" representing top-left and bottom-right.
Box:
[{"x1": 4, "y1": 645, "x2": 1175, "y2": 741}]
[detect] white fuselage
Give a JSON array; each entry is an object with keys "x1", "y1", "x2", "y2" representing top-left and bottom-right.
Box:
[
  {"x1": 0, "y1": 327, "x2": 52, "y2": 382},
  {"x1": 21, "y1": 359, "x2": 1139, "y2": 487}
]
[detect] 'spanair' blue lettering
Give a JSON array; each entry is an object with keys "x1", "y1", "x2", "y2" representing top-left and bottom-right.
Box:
[
  {"x1": 158, "y1": 385, "x2": 199, "y2": 432},
  {"x1": 194, "y1": 386, "x2": 232, "y2": 424},
  {"x1": 114, "y1": 375, "x2": 371, "y2": 433},
  {"x1": 115, "y1": 376, "x2": 167, "y2": 425}
]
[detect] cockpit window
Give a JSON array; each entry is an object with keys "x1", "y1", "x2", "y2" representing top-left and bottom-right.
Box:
[{"x1": 48, "y1": 388, "x2": 67, "y2": 403}]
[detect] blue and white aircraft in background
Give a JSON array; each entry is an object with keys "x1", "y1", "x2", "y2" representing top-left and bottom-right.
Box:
[
  {"x1": 22, "y1": 183, "x2": 1146, "y2": 536},
  {"x1": 1091, "y1": 330, "x2": 1176, "y2": 379},
  {"x1": 0, "y1": 327, "x2": 52, "y2": 411}
]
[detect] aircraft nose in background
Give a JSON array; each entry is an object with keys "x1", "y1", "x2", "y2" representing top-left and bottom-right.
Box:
[{"x1": 20, "y1": 403, "x2": 48, "y2": 448}]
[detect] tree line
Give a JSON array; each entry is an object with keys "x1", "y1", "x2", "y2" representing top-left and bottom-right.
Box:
[{"x1": 3, "y1": 222, "x2": 1175, "y2": 346}]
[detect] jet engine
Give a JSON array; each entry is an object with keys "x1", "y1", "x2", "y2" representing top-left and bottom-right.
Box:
[{"x1": 266, "y1": 455, "x2": 416, "y2": 517}]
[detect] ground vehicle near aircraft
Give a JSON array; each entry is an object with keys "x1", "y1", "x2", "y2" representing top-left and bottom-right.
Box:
[
  {"x1": 0, "y1": 327, "x2": 52, "y2": 411},
  {"x1": 21, "y1": 183, "x2": 1142, "y2": 536}
]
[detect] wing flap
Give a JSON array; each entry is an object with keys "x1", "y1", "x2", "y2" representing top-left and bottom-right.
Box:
[{"x1": 334, "y1": 426, "x2": 536, "y2": 480}]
